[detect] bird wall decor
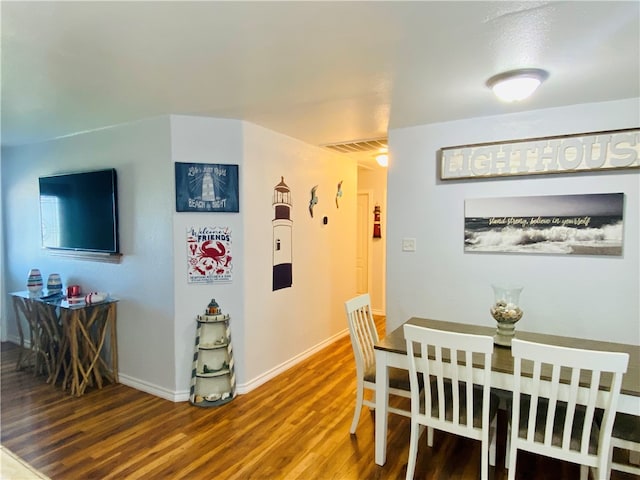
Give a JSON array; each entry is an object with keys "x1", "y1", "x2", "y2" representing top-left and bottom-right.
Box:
[
  {"x1": 335, "y1": 180, "x2": 343, "y2": 208},
  {"x1": 309, "y1": 185, "x2": 318, "y2": 217}
]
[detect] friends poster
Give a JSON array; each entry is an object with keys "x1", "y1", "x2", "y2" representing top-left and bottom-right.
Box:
[{"x1": 187, "y1": 226, "x2": 233, "y2": 283}]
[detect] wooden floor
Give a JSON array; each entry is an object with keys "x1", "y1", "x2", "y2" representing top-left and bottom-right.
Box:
[{"x1": 1, "y1": 317, "x2": 637, "y2": 480}]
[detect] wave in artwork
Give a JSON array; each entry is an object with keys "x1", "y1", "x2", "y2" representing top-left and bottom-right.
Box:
[{"x1": 464, "y1": 193, "x2": 624, "y2": 256}]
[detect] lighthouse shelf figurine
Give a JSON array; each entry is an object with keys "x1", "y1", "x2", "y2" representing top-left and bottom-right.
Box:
[
  {"x1": 490, "y1": 284, "x2": 524, "y2": 347},
  {"x1": 189, "y1": 298, "x2": 236, "y2": 407}
]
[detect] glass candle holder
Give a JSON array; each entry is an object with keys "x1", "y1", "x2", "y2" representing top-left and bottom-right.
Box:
[{"x1": 491, "y1": 284, "x2": 523, "y2": 347}]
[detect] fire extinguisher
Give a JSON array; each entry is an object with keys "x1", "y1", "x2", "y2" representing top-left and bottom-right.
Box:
[{"x1": 373, "y1": 204, "x2": 382, "y2": 238}]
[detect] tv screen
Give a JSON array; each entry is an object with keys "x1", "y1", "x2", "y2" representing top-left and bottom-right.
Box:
[{"x1": 39, "y1": 169, "x2": 120, "y2": 254}]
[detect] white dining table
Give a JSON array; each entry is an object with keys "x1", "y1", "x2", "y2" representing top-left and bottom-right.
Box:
[{"x1": 374, "y1": 317, "x2": 640, "y2": 466}]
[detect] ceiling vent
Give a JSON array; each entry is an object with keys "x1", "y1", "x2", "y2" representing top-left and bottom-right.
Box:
[{"x1": 322, "y1": 138, "x2": 387, "y2": 155}]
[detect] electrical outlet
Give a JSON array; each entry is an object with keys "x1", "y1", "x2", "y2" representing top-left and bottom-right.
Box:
[{"x1": 402, "y1": 238, "x2": 416, "y2": 252}]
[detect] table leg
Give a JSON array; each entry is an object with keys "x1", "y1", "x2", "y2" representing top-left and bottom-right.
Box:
[
  {"x1": 21, "y1": 301, "x2": 47, "y2": 377},
  {"x1": 73, "y1": 309, "x2": 93, "y2": 396},
  {"x1": 68, "y1": 311, "x2": 80, "y2": 396},
  {"x1": 375, "y1": 348, "x2": 390, "y2": 466},
  {"x1": 109, "y1": 304, "x2": 118, "y2": 383},
  {"x1": 76, "y1": 306, "x2": 109, "y2": 395},
  {"x1": 32, "y1": 304, "x2": 49, "y2": 378},
  {"x1": 31, "y1": 318, "x2": 43, "y2": 376},
  {"x1": 72, "y1": 303, "x2": 117, "y2": 396},
  {"x1": 11, "y1": 296, "x2": 29, "y2": 371},
  {"x1": 34, "y1": 302, "x2": 61, "y2": 383},
  {"x1": 53, "y1": 310, "x2": 70, "y2": 389},
  {"x1": 76, "y1": 308, "x2": 97, "y2": 393}
]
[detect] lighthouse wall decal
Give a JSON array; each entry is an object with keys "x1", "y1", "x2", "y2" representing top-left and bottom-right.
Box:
[{"x1": 272, "y1": 176, "x2": 293, "y2": 291}]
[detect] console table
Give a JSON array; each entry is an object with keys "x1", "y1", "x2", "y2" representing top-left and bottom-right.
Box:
[{"x1": 10, "y1": 291, "x2": 119, "y2": 397}]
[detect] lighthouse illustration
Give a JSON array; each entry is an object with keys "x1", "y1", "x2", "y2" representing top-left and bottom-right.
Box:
[
  {"x1": 201, "y1": 171, "x2": 216, "y2": 201},
  {"x1": 272, "y1": 176, "x2": 293, "y2": 291}
]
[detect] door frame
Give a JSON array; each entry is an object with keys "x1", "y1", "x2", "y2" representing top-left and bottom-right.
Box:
[{"x1": 357, "y1": 190, "x2": 373, "y2": 298}]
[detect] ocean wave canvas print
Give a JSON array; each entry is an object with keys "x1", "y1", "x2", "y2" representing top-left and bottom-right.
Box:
[{"x1": 464, "y1": 193, "x2": 624, "y2": 256}]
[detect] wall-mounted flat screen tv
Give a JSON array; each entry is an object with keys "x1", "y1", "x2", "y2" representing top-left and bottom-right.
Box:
[{"x1": 39, "y1": 168, "x2": 120, "y2": 254}]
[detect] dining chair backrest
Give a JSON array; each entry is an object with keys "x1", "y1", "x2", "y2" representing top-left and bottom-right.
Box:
[
  {"x1": 404, "y1": 324, "x2": 494, "y2": 435},
  {"x1": 345, "y1": 293, "x2": 378, "y2": 381},
  {"x1": 345, "y1": 293, "x2": 412, "y2": 434},
  {"x1": 403, "y1": 324, "x2": 497, "y2": 480},
  {"x1": 508, "y1": 338, "x2": 629, "y2": 480}
]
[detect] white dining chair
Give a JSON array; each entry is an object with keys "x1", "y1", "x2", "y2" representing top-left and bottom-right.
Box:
[
  {"x1": 608, "y1": 412, "x2": 640, "y2": 476},
  {"x1": 507, "y1": 339, "x2": 629, "y2": 480},
  {"x1": 345, "y1": 294, "x2": 413, "y2": 434},
  {"x1": 403, "y1": 324, "x2": 498, "y2": 480}
]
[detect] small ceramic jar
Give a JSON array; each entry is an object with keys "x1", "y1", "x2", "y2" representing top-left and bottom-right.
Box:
[{"x1": 27, "y1": 269, "x2": 44, "y2": 295}]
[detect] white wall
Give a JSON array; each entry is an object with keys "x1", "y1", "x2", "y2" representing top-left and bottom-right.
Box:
[
  {"x1": 170, "y1": 115, "x2": 246, "y2": 396},
  {"x1": 169, "y1": 117, "x2": 357, "y2": 396},
  {"x1": 1, "y1": 114, "x2": 359, "y2": 401},
  {"x1": 241, "y1": 122, "x2": 358, "y2": 388},
  {"x1": 386, "y1": 99, "x2": 640, "y2": 344},
  {"x1": 1, "y1": 117, "x2": 178, "y2": 394}
]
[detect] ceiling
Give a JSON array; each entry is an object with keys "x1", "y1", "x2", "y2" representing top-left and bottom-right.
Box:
[{"x1": 2, "y1": 1, "x2": 639, "y2": 166}]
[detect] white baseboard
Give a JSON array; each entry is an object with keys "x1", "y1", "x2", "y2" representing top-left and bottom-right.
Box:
[
  {"x1": 7, "y1": 330, "x2": 351, "y2": 404},
  {"x1": 118, "y1": 374, "x2": 187, "y2": 402},
  {"x1": 3, "y1": 338, "x2": 190, "y2": 402},
  {"x1": 4, "y1": 335, "x2": 22, "y2": 346},
  {"x1": 235, "y1": 328, "x2": 349, "y2": 394},
  {"x1": 122, "y1": 328, "x2": 349, "y2": 401}
]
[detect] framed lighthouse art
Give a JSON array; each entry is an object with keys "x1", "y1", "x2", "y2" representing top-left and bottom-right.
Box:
[{"x1": 175, "y1": 162, "x2": 239, "y2": 213}]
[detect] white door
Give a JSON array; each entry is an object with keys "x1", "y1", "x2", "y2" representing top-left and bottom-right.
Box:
[{"x1": 356, "y1": 192, "x2": 370, "y2": 294}]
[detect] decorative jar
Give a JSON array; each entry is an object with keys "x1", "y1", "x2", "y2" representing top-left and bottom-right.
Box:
[
  {"x1": 490, "y1": 284, "x2": 523, "y2": 347},
  {"x1": 27, "y1": 268, "x2": 43, "y2": 296},
  {"x1": 47, "y1": 273, "x2": 63, "y2": 294}
]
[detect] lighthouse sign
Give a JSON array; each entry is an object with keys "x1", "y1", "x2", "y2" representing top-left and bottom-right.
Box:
[{"x1": 175, "y1": 162, "x2": 239, "y2": 212}]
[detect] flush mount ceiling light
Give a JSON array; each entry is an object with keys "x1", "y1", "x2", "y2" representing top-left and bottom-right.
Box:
[
  {"x1": 486, "y1": 68, "x2": 549, "y2": 102},
  {"x1": 375, "y1": 153, "x2": 388, "y2": 167},
  {"x1": 375, "y1": 147, "x2": 389, "y2": 167}
]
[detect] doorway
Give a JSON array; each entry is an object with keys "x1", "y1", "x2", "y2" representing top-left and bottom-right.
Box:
[
  {"x1": 356, "y1": 192, "x2": 371, "y2": 295},
  {"x1": 356, "y1": 166, "x2": 387, "y2": 315}
]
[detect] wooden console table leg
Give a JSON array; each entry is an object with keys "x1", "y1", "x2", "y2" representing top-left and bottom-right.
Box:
[
  {"x1": 109, "y1": 303, "x2": 119, "y2": 383},
  {"x1": 75, "y1": 304, "x2": 117, "y2": 395},
  {"x1": 76, "y1": 307, "x2": 102, "y2": 395},
  {"x1": 53, "y1": 313, "x2": 70, "y2": 390},
  {"x1": 34, "y1": 302, "x2": 60, "y2": 382},
  {"x1": 11, "y1": 296, "x2": 44, "y2": 373},
  {"x1": 11, "y1": 296, "x2": 29, "y2": 371},
  {"x1": 68, "y1": 311, "x2": 81, "y2": 396},
  {"x1": 27, "y1": 306, "x2": 44, "y2": 376}
]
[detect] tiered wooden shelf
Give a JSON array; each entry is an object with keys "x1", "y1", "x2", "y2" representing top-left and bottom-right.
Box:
[{"x1": 189, "y1": 302, "x2": 236, "y2": 407}]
